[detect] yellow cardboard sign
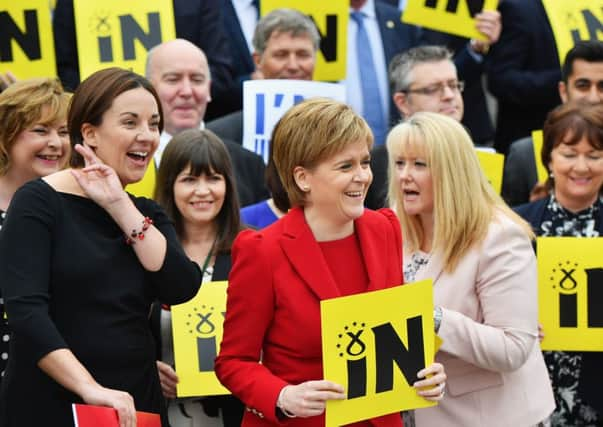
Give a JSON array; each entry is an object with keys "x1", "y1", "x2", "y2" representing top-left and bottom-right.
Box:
[
  {"x1": 542, "y1": 0, "x2": 603, "y2": 64},
  {"x1": 125, "y1": 160, "x2": 156, "y2": 198},
  {"x1": 171, "y1": 281, "x2": 230, "y2": 397},
  {"x1": 260, "y1": 0, "x2": 347, "y2": 81},
  {"x1": 73, "y1": 0, "x2": 175, "y2": 80},
  {"x1": 0, "y1": 0, "x2": 57, "y2": 78},
  {"x1": 537, "y1": 237, "x2": 603, "y2": 351},
  {"x1": 321, "y1": 280, "x2": 436, "y2": 427},
  {"x1": 475, "y1": 149, "x2": 504, "y2": 194},
  {"x1": 531, "y1": 129, "x2": 549, "y2": 184},
  {"x1": 402, "y1": 0, "x2": 499, "y2": 41}
]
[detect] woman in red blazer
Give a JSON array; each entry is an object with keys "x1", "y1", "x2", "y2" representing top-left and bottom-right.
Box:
[{"x1": 215, "y1": 99, "x2": 446, "y2": 426}]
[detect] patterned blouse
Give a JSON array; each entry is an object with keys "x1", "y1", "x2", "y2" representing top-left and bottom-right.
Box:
[{"x1": 538, "y1": 194, "x2": 601, "y2": 427}]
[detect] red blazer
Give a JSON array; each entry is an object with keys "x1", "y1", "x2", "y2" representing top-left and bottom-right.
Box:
[{"x1": 215, "y1": 207, "x2": 404, "y2": 426}]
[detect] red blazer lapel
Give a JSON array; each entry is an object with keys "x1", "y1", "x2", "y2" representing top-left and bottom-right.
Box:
[{"x1": 278, "y1": 207, "x2": 341, "y2": 301}]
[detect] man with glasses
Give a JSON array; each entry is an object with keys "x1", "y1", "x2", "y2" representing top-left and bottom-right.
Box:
[
  {"x1": 502, "y1": 40, "x2": 603, "y2": 207},
  {"x1": 366, "y1": 45, "x2": 468, "y2": 209}
]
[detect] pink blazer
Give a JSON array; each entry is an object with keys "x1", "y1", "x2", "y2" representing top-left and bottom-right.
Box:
[
  {"x1": 215, "y1": 207, "x2": 404, "y2": 426},
  {"x1": 412, "y1": 212, "x2": 555, "y2": 427}
]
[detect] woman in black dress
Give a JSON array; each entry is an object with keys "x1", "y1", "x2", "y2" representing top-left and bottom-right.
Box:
[
  {"x1": 0, "y1": 68, "x2": 201, "y2": 427},
  {"x1": 0, "y1": 78, "x2": 71, "y2": 385}
]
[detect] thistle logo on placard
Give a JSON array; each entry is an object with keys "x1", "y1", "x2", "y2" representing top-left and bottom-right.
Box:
[
  {"x1": 185, "y1": 304, "x2": 224, "y2": 372},
  {"x1": 88, "y1": 10, "x2": 162, "y2": 63},
  {"x1": 548, "y1": 261, "x2": 603, "y2": 328},
  {"x1": 336, "y1": 317, "x2": 425, "y2": 399}
]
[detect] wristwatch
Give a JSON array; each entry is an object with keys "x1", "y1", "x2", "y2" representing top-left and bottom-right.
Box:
[{"x1": 434, "y1": 306, "x2": 443, "y2": 333}]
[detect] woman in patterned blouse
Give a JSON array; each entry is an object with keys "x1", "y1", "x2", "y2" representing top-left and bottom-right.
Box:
[
  {"x1": 515, "y1": 101, "x2": 603, "y2": 426},
  {"x1": 0, "y1": 78, "x2": 71, "y2": 384}
]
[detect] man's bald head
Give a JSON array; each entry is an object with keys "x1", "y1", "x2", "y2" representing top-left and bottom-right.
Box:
[{"x1": 146, "y1": 39, "x2": 211, "y2": 135}]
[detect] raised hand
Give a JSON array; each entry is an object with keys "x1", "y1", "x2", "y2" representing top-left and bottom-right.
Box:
[
  {"x1": 70, "y1": 144, "x2": 129, "y2": 210},
  {"x1": 413, "y1": 362, "x2": 447, "y2": 401},
  {"x1": 471, "y1": 10, "x2": 502, "y2": 54},
  {"x1": 278, "y1": 380, "x2": 345, "y2": 418}
]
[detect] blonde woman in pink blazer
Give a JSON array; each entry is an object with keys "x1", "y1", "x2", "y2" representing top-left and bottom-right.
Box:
[{"x1": 387, "y1": 112, "x2": 555, "y2": 427}]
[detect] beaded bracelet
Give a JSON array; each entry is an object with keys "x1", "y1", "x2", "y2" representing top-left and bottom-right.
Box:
[{"x1": 125, "y1": 216, "x2": 153, "y2": 245}]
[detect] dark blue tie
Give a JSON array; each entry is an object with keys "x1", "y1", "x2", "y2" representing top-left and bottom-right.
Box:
[{"x1": 351, "y1": 11, "x2": 386, "y2": 145}]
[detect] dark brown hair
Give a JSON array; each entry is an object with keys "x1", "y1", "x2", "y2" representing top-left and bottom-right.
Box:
[
  {"x1": 265, "y1": 137, "x2": 290, "y2": 213},
  {"x1": 542, "y1": 101, "x2": 603, "y2": 190},
  {"x1": 154, "y1": 129, "x2": 242, "y2": 253},
  {"x1": 68, "y1": 67, "x2": 163, "y2": 167}
]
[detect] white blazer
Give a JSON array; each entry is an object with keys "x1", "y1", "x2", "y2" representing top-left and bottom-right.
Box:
[{"x1": 412, "y1": 212, "x2": 555, "y2": 427}]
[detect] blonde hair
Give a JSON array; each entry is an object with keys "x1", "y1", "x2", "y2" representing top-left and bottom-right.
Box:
[
  {"x1": 271, "y1": 98, "x2": 373, "y2": 206},
  {"x1": 0, "y1": 78, "x2": 70, "y2": 175},
  {"x1": 386, "y1": 112, "x2": 533, "y2": 272}
]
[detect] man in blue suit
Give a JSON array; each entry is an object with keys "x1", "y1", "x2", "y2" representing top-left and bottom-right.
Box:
[
  {"x1": 486, "y1": 0, "x2": 562, "y2": 155},
  {"x1": 346, "y1": 0, "x2": 422, "y2": 146},
  {"x1": 215, "y1": 1, "x2": 260, "y2": 119},
  {"x1": 502, "y1": 40, "x2": 603, "y2": 207}
]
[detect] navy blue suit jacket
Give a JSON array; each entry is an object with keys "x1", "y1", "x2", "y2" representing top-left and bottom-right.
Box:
[
  {"x1": 486, "y1": 0, "x2": 561, "y2": 154},
  {"x1": 374, "y1": 1, "x2": 423, "y2": 126},
  {"x1": 212, "y1": 1, "x2": 257, "y2": 119}
]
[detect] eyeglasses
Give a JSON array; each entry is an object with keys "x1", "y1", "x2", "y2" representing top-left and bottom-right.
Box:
[
  {"x1": 400, "y1": 80, "x2": 465, "y2": 97},
  {"x1": 573, "y1": 78, "x2": 603, "y2": 93}
]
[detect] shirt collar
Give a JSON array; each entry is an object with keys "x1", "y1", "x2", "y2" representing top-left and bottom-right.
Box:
[{"x1": 350, "y1": 0, "x2": 376, "y2": 20}]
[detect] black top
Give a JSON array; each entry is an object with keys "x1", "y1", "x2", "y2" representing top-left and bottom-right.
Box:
[{"x1": 0, "y1": 179, "x2": 201, "y2": 426}]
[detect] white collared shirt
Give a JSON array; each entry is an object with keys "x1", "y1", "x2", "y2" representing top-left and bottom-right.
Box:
[
  {"x1": 232, "y1": 0, "x2": 258, "y2": 54},
  {"x1": 155, "y1": 121, "x2": 205, "y2": 166},
  {"x1": 344, "y1": 0, "x2": 389, "y2": 122}
]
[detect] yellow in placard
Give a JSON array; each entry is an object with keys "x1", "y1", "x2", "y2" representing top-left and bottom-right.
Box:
[
  {"x1": 260, "y1": 0, "x2": 347, "y2": 81},
  {"x1": 475, "y1": 149, "x2": 504, "y2": 194},
  {"x1": 73, "y1": 0, "x2": 176, "y2": 81},
  {"x1": 0, "y1": 0, "x2": 57, "y2": 78},
  {"x1": 171, "y1": 281, "x2": 230, "y2": 397},
  {"x1": 402, "y1": 0, "x2": 499, "y2": 41},
  {"x1": 125, "y1": 159, "x2": 156, "y2": 198},
  {"x1": 537, "y1": 237, "x2": 603, "y2": 352},
  {"x1": 542, "y1": 0, "x2": 603, "y2": 65},
  {"x1": 531, "y1": 129, "x2": 548, "y2": 184},
  {"x1": 321, "y1": 279, "x2": 436, "y2": 427}
]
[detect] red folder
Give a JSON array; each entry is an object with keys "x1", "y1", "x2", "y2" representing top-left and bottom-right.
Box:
[{"x1": 72, "y1": 403, "x2": 161, "y2": 427}]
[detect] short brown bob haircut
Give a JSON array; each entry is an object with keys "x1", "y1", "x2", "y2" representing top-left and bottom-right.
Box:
[
  {"x1": 271, "y1": 98, "x2": 373, "y2": 207},
  {"x1": 68, "y1": 67, "x2": 163, "y2": 168},
  {"x1": 0, "y1": 78, "x2": 70, "y2": 175},
  {"x1": 542, "y1": 101, "x2": 603, "y2": 190}
]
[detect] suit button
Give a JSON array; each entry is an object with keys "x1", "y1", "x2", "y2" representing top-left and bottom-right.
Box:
[{"x1": 258, "y1": 412, "x2": 264, "y2": 418}]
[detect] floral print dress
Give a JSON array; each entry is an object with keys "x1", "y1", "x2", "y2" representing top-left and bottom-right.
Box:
[{"x1": 538, "y1": 194, "x2": 601, "y2": 427}]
